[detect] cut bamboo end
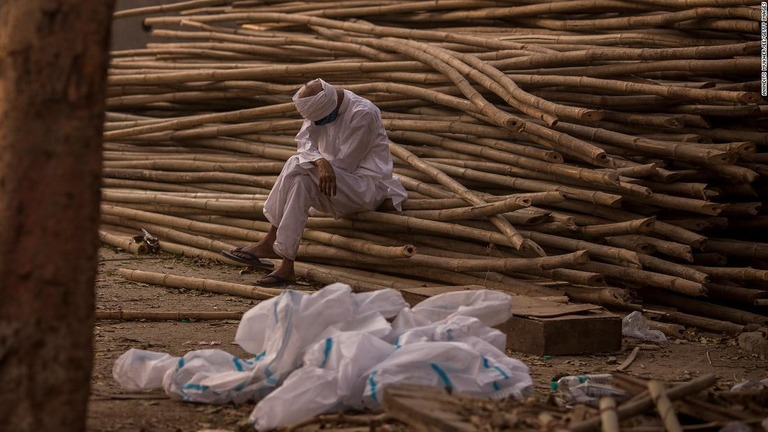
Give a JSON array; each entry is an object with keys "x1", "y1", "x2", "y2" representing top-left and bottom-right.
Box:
[
  {"x1": 593, "y1": 152, "x2": 611, "y2": 167},
  {"x1": 703, "y1": 152, "x2": 738, "y2": 165},
  {"x1": 401, "y1": 244, "x2": 417, "y2": 257},
  {"x1": 648, "y1": 380, "x2": 683, "y2": 432},
  {"x1": 580, "y1": 109, "x2": 605, "y2": 122},
  {"x1": 503, "y1": 117, "x2": 523, "y2": 131},
  {"x1": 521, "y1": 239, "x2": 547, "y2": 257},
  {"x1": 599, "y1": 397, "x2": 619, "y2": 432},
  {"x1": 738, "y1": 92, "x2": 763, "y2": 103},
  {"x1": 543, "y1": 115, "x2": 559, "y2": 127},
  {"x1": 700, "y1": 203, "x2": 726, "y2": 216},
  {"x1": 100, "y1": 230, "x2": 147, "y2": 255}
]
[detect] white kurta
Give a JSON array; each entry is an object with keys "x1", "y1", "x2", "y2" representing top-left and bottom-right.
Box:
[{"x1": 263, "y1": 89, "x2": 407, "y2": 260}]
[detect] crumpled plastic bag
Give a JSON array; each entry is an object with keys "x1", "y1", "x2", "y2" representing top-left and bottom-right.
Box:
[
  {"x1": 112, "y1": 284, "x2": 533, "y2": 431},
  {"x1": 622, "y1": 311, "x2": 667, "y2": 343}
]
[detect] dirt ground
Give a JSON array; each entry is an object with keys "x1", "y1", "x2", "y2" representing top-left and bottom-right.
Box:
[{"x1": 86, "y1": 246, "x2": 768, "y2": 432}]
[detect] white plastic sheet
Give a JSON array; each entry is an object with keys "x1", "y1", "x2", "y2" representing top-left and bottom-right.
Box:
[{"x1": 112, "y1": 283, "x2": 533, "y2": 430}]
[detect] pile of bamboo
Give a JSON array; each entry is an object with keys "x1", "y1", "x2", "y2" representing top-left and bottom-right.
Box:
[
  {"x1": 380, "y1": 374, "x2": 768, "y2": 432},
  {"x1": 102, "y1": 0, "x2": 768, "y2": 332}
]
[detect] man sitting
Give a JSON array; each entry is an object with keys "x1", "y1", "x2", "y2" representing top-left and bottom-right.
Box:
[{"x1": 222, "y1": 78, "x2": 407, "y2": 286}]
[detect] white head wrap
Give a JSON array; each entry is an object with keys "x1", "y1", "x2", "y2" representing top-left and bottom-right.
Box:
[{"x1": 292, "y1": 78, "x2": 338, "y2": 121}]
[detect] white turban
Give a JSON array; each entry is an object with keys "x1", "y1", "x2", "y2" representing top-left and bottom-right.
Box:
[{"x1": 292, "y1": 78, "x2": 338, "y2": 121}]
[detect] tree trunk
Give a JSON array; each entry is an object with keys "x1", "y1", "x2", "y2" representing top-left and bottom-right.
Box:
[{"x1": 0, "y1": 1, "x2": 114, "y2": 431}]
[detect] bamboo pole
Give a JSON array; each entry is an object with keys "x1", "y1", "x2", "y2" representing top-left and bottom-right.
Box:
[
  {"x1": 687, "y1": 265, "x2": 768, "y2": 284},
  {"x1": 424, "y1": 160, "x2": 623, "y2": 207},
  {"x1": 648, "y1": 381, "x2": 683, "y2": 432},
  {"x1": 95, "y1": 310, "x2": 244, "y2": 320},
  {"x1": 99, "y1": 230, "x2": 147, "y2": 254},
  {"x1": 599, "y1": 397, "x2": 620, "y2": 432},
  {"x1": 396, "y1": 195, "x2": 531, "y2": 221},
  {"x1": 118, "y1": 268, "x2": 281, "y2": 299},
  {"x1": 425, "y1": 156, "x2": 619, "y2": 187},
  {"x1": 509, "y1": 74, "x2": 760, "y2": 104},
  {"x1": 304, "y1": 248, "x2": 589, "y2": 275},
  {"x1": 114, "y1": 0, "x2": 226, "y2": 19},
  {"x1": 603, "y1": 236, "x2": 656, "y2": 255},
  {"x1": 389, "y1": 142, "x2": 543, "y2": 255},
  {"x1": 580, "y1": 261, "x2": 706, "y2": 297},
  {"x1": 637, "y1": 254, "x2": 709, "y2": 284},
  {"x1": 580, "y1": 217, "x2": 655, "y2": 240},
  {"x1": 562, "y1": 286, "x2": 634, "y2": 309},
  {"x1": 537, "y1": 268, "x2": 606, "y2": 287},
  {"x1": 642, "y1": 290, "x2": 768, "y2": 326},
  {"x1": 703, "y1": 238, "x2": 768, "y2": 261},
  {"x1": 706, "y1": 283, "x2": 768, "y2": 305},
  {"x1": 102, "y1": 159, "x2": 286, "y2": 174}
]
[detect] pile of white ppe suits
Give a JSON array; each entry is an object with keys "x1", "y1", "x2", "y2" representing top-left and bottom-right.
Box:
[{"x1": 113, "y1": 283, "x2": 533, "y2": 430}]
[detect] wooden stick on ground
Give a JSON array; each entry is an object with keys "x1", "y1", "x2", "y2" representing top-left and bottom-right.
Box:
[
  {"x1": 616, "y1": 346, "x2": 641, "y2": 372},
  {"x1": 95, "y1": 310, "x2": 244, "y2": 320},
  {"x1": 118, "y1": 268, "x2": 282, "y2": 299}
]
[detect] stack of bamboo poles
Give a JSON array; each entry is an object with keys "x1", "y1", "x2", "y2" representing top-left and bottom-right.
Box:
[{"x1": 102, "y1": 0, "x2": 768, "y2": 332}]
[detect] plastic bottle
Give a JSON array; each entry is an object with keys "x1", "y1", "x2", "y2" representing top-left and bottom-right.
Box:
[
  {"x1": 566, "y1": 382, "x2": 627, "y2": 406},
  {"x1": 550, "y1": 373, "x2": 613, "y2": 391}
]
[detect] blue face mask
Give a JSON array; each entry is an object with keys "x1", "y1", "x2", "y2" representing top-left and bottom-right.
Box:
[{"x1": 314, "y1": 107, "x2": 339, "y2": 126}]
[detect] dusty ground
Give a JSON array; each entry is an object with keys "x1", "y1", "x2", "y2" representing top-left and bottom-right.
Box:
[{"x1": 87, "y1": 246, "x2": 768, "y2": 432}]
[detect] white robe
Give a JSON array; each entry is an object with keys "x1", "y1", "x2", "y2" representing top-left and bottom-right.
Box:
[{"x1": 263, "y1": 89, "x2": 407, "y2": 260}]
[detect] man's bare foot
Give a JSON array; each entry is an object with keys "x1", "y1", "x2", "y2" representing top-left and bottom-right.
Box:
[
  {"x1": 254, "y1": 272, "x2": 294, "y2": 287},
  {"x1": 254, "y1": 260, "x2": 295, "y2": 287},
  {"x1": 239, "y1": 243, "x2": 280, "y2": 259},
  {"x1": 221, "y1": 247, "x2": 275, "y2": 270},
  {"x1": 238, "y1": 225, "x2": 280, "y2": 259}
]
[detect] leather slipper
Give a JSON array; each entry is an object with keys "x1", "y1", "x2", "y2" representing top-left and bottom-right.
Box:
[
  {"x1": 221, "y1": 247, "x2": 275, "y2": 270},
  {"x1": 253, "y1": 273, "x2": 294, "y2": 288}
]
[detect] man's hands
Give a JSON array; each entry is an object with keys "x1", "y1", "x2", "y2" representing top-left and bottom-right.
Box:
[{"x1": 313, "y1": 158, "x2": 337, "y2": 197}]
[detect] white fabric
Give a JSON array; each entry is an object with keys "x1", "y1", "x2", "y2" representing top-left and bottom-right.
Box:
[
  {"x1": 263, "y1": 88, "x2": 407, "y2": 260},
  {"x1": 292, "y1": 78, "x2": 338, "y2": 121}
]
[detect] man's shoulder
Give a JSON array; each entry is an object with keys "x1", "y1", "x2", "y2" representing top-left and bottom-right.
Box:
[
  {"x1": 344, "y1": 90, "x2": 373, "y2": 106},
  {"x1": 345, "y1": 91, "x2": 380, "y2": 117}
]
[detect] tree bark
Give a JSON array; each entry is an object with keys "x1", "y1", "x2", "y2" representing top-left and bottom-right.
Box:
[{"x1": 0, "y1": 1, "x2": 114, "y2": 431}]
